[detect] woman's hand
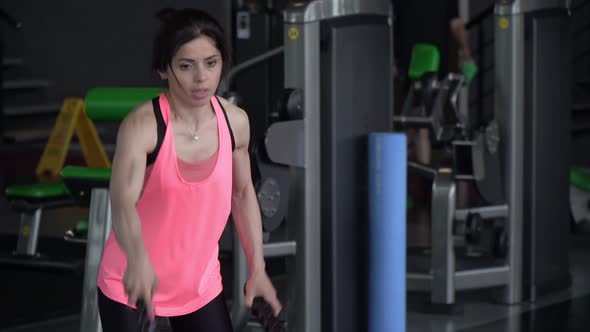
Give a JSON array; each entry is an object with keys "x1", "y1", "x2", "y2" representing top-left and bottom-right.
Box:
[
  {"x1": 123, "y1": 252, "x2": 159, "y2": 320},
  {"x1": 244, "y1": 269, "x2": 282, "y2": 316}
]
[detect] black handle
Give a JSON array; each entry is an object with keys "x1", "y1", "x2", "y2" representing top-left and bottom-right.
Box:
[
  {"x1": 136, "y1": 299, "x2": 157, "y2": 332},
  {"x1": 251, "y1": 297, "x2": 286, "y2": 332}
]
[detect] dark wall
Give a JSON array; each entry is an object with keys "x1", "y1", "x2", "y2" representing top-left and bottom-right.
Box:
[{"x1": 2, "y1": 0, "x2": 232, "y2": 100}]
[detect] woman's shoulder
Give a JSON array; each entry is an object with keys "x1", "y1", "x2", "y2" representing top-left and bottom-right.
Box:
[
  {"x1": 216, "y1": 96, "x2": 249, "y2": 148},
  {"x1": 117, "y1": 99, "x2": 158, "y2": 148},
  {"x1": 123, "y1": 99, "x2": 157, "y2": 127},
  {"x1": 216, "y1": 96, "x2": 248, "y2": 126}
]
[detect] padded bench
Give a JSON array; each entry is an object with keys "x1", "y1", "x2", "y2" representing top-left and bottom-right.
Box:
[
  {"x1": 3, "y1": 182, "x2": 73, "y2": 257},
  {"x1": 0, "y1": 182, "x2": 86, "y2": 273}
]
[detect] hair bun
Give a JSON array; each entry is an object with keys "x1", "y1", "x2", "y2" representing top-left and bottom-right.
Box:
[{"x1": 156, "y1": 8, "x2": 177, "y2": 22}]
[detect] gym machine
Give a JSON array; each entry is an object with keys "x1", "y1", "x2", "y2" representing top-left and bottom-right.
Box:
[
  {"x1": 261, "y1": 0, "x2": 393, "y2": 331},
  {"x1": 396, "y1": 0, "x2": 572, "y2": 309},
  {"x1": 225, "y1": 1, "x2": 394, "y2": 330},
  {"x1": 495, "y1": 0, "x2": 572, "y2": 301}
]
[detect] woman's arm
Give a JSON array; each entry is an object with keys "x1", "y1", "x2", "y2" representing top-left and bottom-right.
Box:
[
  {"x1": 109, "y1": 104, "x2": 158, "y2": 316},
  {"x1": 223, "y1": 99, "x2": 282, "y2": 315}
]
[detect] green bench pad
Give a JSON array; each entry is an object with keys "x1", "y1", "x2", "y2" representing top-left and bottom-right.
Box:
[
  {"x1": 408, "y1": 43, "x2": 440, "y2": 81},
  {"x1": 85, "y1": 87, "x2": 165, "y2": 122},
  {"x1": 61, "y1": 166, "x2": 111, "y2": 181},
  {"x1": 5, "y1": 182, "x2": 69, "y2": 199}
]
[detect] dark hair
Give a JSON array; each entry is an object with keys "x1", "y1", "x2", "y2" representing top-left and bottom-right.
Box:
[{"x1": 152, "y1": 8, "x2": 230, "y2": 74}]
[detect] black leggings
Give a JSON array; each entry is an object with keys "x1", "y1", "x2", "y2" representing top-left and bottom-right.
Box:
[{"x1": 98, "y1": 288, "x2": 233, "y2": 332}]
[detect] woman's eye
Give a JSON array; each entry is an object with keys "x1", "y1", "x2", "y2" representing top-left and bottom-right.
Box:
[
  {"x1": 207, "y1": 60, "x2": 217, "y2": 67},
  {"x1": 180, "y1": 63, "x2": 192, "y2": 70}
]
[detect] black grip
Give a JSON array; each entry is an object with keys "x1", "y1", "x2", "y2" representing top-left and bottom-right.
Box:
[
  {"x1": 136, "y1": 300, "x2": 157, "y2": 332},
  {"x1": 251, "y1": 297, "x2": 286, "y2": 332}
]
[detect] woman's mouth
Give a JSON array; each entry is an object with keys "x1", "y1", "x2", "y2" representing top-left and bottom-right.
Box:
[{"x1": 191, "y1": 89, "x2": 209, "y2": 100}]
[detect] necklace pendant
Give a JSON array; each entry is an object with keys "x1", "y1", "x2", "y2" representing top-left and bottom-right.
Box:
[{"x1": 191, "y1": 133, "x2": 199, "y2": 141}]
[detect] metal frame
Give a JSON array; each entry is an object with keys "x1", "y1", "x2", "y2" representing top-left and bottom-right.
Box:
[
  {"x1": 79, "y1": 188, "x2": 111, "y2": 332},
  {"x1": 406, "y1": 169, "x2": 511, "y2": 306},
  {"x1": 282, "y1": 14, "x2": 323, "y2": 332},
  {"x1": 15, "y1": 208, "x2": 42, "y2": 255},
  {"x1": 405, "y1": 0, "x2": 570, "y2": 309}
]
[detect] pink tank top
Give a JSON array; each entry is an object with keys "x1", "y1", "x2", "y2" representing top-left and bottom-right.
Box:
[{"x1": 97, "y1": 94, "x2": 233, "y2": 316}]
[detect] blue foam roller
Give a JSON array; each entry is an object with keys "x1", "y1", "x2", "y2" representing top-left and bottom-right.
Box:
[{"x1": 368, "y1": 133, "x2": 406, "y2": 332}]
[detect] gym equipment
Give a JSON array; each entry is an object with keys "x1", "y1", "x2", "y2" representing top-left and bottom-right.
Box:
[
  {"x1": 495, "y1": 0, "x2": 572, "y2": 301},
  {"x1": 136, "y1": 298, "x2": 173, "y2": 332},
  {"x1": 0, "y1": 182, "x2": 81, "y2": 272},
  {"x1": 84, "y1": 87, "x2": 165, "y2": 122},
  {"x1": 368, "y1": 134, "x2": 406, "y2": 332},
  {"x1": 36, "y1": 97, "x2": 110, "y2": 181},
  {"x1": 225, "y1": 2, "x2": 284, "y2": 143},
  {"x1": 137, "y1": 300, "x2": 158, "y2": 332},
  {"x1": 1, "y1": 96, "x2": 112, "y2": 270},
  {"x1": 401, "y1": 0, "x2": 572, "y2": 309},
  {"x1": 262, "y1": 1, "x2": 393, "y2": 331},
  {"x1": 250, "y1": 297, "x2": 286, "y2": 332},
  {"x1": 408, "y1": 43, "x2": 440, "y2": 81},
  {"x1": 393, "y1": 44, "x2": 468, "y2": 144}
]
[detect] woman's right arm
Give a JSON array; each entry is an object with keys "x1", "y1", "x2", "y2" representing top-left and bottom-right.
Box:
[{"x1": 109, "y1": 104, "x2": 158, "y2": 317}]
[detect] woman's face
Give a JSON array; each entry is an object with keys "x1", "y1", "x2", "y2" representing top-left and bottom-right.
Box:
[{"x1": 161, "y1": 36, "x2": 223, "y2": 107}]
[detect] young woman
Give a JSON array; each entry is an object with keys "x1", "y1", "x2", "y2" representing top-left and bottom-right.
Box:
[{"x1": 96, "y1": 8, "x2": 282, "y2": 331}]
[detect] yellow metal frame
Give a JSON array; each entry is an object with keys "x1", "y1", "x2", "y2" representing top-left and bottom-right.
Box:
[{"x1": 36, "y1": 98, "x2": 110, "y2": 181}]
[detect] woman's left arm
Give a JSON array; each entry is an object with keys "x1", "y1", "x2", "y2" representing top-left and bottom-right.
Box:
[{"x1": 227, "y1": 101, "x2": 282, "y2": 316}]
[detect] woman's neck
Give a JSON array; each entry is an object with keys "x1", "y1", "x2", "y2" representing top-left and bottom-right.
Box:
[{"x1": 166, "y1": 91, "x2": 212, "y2": 124}]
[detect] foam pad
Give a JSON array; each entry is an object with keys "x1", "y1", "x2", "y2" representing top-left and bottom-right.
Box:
[
  {"x1": 85, "y1": 87, "x2": 165, "y2": 122},
  {"x1": 368, "y1": 133, "x2": 406, "y2": 332}
]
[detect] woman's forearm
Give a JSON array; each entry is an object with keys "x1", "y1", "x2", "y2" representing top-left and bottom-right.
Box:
[
  {"x1": 232, "y1": 185, "x2": 266, "y2": 273},
  {"x1": 111, "y1": 201, "x2": 148, "y2": 261}
]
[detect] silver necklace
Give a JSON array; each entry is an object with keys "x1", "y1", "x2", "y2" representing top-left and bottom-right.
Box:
[{"x1": 173, "y1": 109, "x2": 199, "y2": 142}]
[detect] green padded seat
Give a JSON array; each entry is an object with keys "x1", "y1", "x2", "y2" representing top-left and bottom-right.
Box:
[
  {"x1": 4, "y1": 182, "x2": 73, "y2": 209},
  {"x1": 408, "y1": 43, "x2": 440, "y2": 81},
  {"x1": 2, "y1": 182, "x2": 74, "y2": 259},
  {"x1": 5, "y1": 182, "x2": 69, "y2": 199}
]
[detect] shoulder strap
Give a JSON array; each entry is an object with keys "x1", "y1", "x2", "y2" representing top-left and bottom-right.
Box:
[
  {"x1": 146, "y1": 97, "x2": 167, "y2": 166},
  {"x1": 215, "y1": 96, "x2": 236, "y2": 152}
]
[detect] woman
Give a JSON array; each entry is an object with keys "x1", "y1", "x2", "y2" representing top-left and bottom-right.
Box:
[{"x1": 96, "y1": 8, "x2": 282, "y2": 331}]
